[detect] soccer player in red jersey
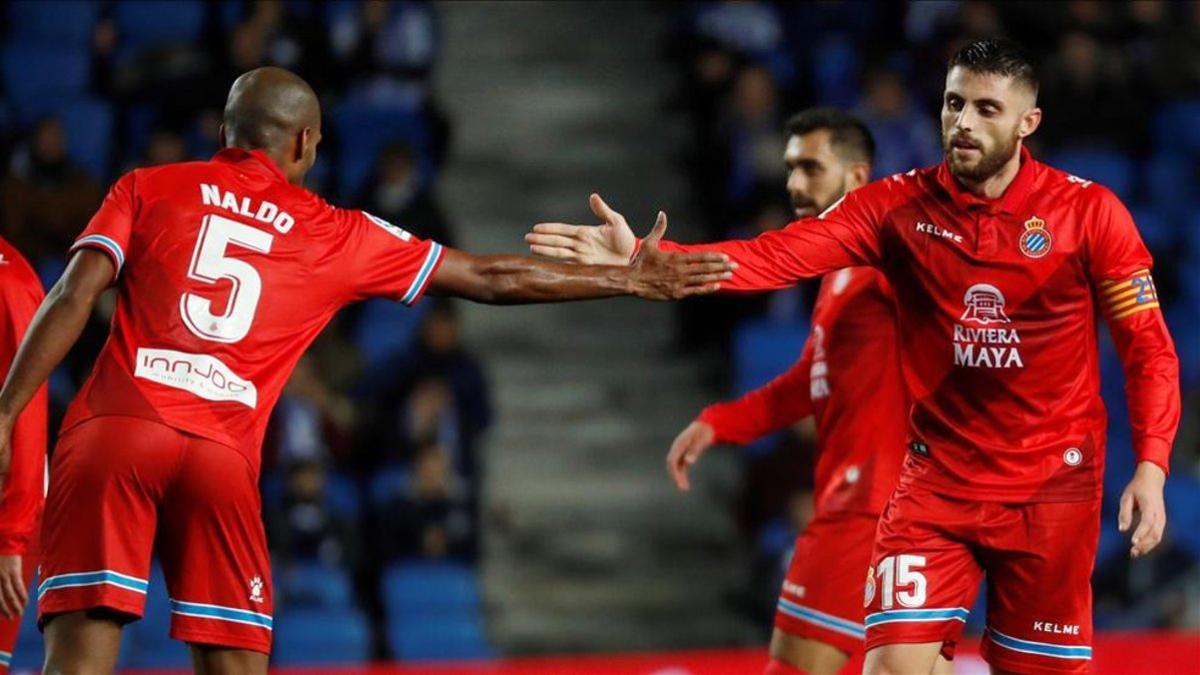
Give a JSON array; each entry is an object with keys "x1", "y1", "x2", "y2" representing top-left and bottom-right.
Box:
[
  {"x1": 0, "y1": 236, "x2": 48, "y2": 673},
  {"x1": 0, "y1": 68, "x2": 731, "y2": 673},
  {"x1": 529, "y1": 39, "x2": 1180, "y2": 674},
  {"x1": 666, "y1": 109, "x2": 914, "y2": 675}
]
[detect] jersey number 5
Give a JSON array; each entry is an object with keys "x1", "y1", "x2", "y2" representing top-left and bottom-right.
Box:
[
  {"x1": 876, "y1": 554, "x2": 927, "y2": 609},
  {"x1": 181, "y1": 215, "x2": 273, "y2": 343}
]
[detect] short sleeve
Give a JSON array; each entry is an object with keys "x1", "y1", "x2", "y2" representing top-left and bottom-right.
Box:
[
  {"x1": 71, "y1": 171, "x2": 137, "y2": 280},
  {"x1": 344, "y1": 211, "x2": 446, "y2": 305},
  {"x1": 1086, "y1": 188, "x2": 1159, "y2": 322}
]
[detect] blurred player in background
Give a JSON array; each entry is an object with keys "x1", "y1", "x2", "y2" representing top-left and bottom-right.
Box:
[
  {"x1": 662, "y1": 109, "x2": 917, "y2": 675},
  {"x1": 528, "y1": 39, "x2": 1180, "y2": 675},
  {"x1": 0, "y1": 236, "x2": 47, "y2": 674},
  {"x1": 0, "y1": 67, "x2": 731, "y2": 674}
]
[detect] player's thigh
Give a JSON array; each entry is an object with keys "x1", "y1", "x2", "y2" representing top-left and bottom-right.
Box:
[
  {"x1": 979, "y1": 499, "x2": 1099, "y2": 675},
  {"x1": 189, "y1": 643, "x2": 269, "y2": 675},
  {"x1": 39, "y1": 417, "x2": 178, "y2": 625},
  {"x1": 769, "y1": 630, "x2": 849, "y2": 674},
  {"x1": 159, "y1": 436, "x2": 273, "y2": 655},
  {"x1": 864, "y1": 483, "x2": 983, "y2": 665},
  {"x1": 774, "y1": 512, "x2": 878, "y2": 660},
  {"x1": 43, "y1": 609, "x2": 125, "y2": 675},
  {"x1": 864, "y1": 641, "x2": 946, "y2": 675}
]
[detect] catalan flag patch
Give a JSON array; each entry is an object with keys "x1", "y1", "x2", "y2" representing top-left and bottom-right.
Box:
[{"x1": 1099, "y1": 269, "x2": 1159, "y2": 320}]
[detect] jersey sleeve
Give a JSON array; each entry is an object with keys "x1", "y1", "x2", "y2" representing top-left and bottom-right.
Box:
[
  {"x1": 342, "y1": 210, "x2": 446, "y2": 305},
  {"x1": 0, "y1": 270, "x2": 47, "y2": 555},
  {"x1": 698, "y1": 339, "x2": 815, "y2": 444},
  {"x1": 659, "y1": 179, "x2": 891, "y2": 291},
  {"x1": 1086, "y1": 188, "x2": 1180, "y2": 474},
  {"x1": 70, "y1": 171, "x2": 137, "y2": 281}
]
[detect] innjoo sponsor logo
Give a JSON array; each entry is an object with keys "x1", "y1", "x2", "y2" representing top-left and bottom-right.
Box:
[{"x1": 135, "y1": 348, "x2": 257, "y2": 407}]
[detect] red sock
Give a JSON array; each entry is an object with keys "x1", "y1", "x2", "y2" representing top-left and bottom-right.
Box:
[{"x1": 764, "y1": 658, "x2": 808, "y2": 675}]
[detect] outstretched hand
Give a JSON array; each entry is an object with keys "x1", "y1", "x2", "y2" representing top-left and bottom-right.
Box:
[
  {"x1": 627, "y1": 212, "x2": 733, "y2": 300},
  {"x1": 527, "y1": 193, "x2": 638, "y2": 265}
]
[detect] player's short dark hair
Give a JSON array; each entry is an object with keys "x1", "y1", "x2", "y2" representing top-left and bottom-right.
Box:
[
  {"x1": 948, "y1": 38, "x2": 1039, "y2": 96},
  {"x1": 785, "y1": 107, "x2": 875, "y2": 165}
]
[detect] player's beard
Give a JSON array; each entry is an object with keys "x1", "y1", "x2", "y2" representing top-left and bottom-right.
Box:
[
  {"x1": 944, "y1": 124, "x2": 1020, "y2": 183},
  {"x1": 791, "y1": 174, "x2": 847, "y2": 218}
]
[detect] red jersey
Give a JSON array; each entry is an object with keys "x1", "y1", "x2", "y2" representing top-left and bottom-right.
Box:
[
  {"x1": 699, "y1": 267, "x2": 908, "y2": 516},
  {"x1": 64, "y1": 149, "x2": 445, "y2": 471},
  {"x1": 668, "y1": 147, "x2": 1180, "y2": 503},
  {"x1": 0, "y1": 236, "x2": 48, "y2": 555}
]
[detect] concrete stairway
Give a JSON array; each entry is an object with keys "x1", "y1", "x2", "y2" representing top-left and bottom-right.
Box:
[{"x1": 433, "y1": 1, "x2": 760, "y2": 653}]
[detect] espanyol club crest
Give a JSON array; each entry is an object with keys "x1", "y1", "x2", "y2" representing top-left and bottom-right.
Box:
[{"x1": 1018, "y1": 215, "x2": 1052, "y2": 259}]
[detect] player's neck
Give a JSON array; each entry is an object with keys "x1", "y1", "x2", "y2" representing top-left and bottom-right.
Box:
[{"x1": 958, "y1": 147, "x2": 1023, "y2": 200}]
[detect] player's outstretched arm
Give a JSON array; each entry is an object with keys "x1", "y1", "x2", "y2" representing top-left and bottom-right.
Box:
[
  {"x1": 529, "y1": 192, "x2": 885, "y2": 290},
  {"x1": 0, "y1": 250, "x2": 113, "y2": 477},
  {"x1": 429, "y1": 213, "x2": 733, "y2": 303},
  {"x1": 667, "y1": 347, "x2": 814, "y2": 492}
]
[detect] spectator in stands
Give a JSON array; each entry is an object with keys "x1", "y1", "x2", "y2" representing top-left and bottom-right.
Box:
[
  {"x1": 375, "y1": 444, "x2": 474, "y2": 561},
  {"x1": 720, "y1": 65, "x2": 785, "y2": 224},
  {"x1": 358, "y1": 142, "x2": 455, "y2": 246},
  {"x1": 141, "y1": 128, "x2": 189, "y2": 167},
  {"x1": 267, "y1": 355, "x2": 357, "y2": 470},
  {"x1": 0, "y1": 117, "x2": 102, "y2": 265},
  {"x1": 330, "y1": 0, "x2": 440, "y2": 96},
  {"x1": 1040, "y1": 31, "x2": 1145, "y2": 151},
  {"x1": 267, "y1": 460, "x2": 359, "y2": 568},
  {"x1": 853, "y1": 68, "x2": 941, "y2": 177}
]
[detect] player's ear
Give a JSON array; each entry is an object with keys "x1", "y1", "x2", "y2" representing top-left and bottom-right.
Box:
[
  {"x1": 218, "y1": 123, "x2": 228, "y2": 148},
  {"x1": 847, "y1": 161, "x2": 871, "y2": 190},
  {"x1": 1018, "y1": 106, "x2": 1041, "y2": 139}
]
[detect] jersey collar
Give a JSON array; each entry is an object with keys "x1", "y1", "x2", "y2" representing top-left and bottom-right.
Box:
[
  {"x1": 212, "y1": 147, "x2": 290, "y2": 183},
  {"x1": 936, "y1": 145, "x2": 1039, "y2": 216}
]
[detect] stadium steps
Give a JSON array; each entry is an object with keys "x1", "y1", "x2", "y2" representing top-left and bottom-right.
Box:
[{"x1": 434, "y1": 2, "x2": 760, "y2": 654}]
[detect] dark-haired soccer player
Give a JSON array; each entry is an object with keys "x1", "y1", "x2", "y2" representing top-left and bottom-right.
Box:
[
  {"x1": 529, "y1": 39, "x2": 1179, "y2": 675},
  {"x1": 0, "y1": 237, "x2": 47, "y2": 673},
  {"x1": 0, "y1": 67, "x2": 731, "y2": 674}
]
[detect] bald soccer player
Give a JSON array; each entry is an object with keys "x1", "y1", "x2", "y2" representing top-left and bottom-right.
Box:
[{"x1": 0, "y1": 67, "x2": 732, "y2": 674}]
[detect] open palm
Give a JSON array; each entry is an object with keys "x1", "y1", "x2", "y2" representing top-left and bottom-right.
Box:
[{"x1": 527, "y1": 193, "x2": 638, "y2": 265}]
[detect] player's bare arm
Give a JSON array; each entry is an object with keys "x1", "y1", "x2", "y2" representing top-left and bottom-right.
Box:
[
  {"x1": 436, "y1": 212, "x2": 731, "y2": 302},
  {"x1": 0, "y1": 250, "x2": 113, "y2": 477}
]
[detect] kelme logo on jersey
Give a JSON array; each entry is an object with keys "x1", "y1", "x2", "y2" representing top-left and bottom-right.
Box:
[
  {"x1": 135, "y1": 348, "x2": 258, "y2": 408},
  {"x1": 1018, "y1": 215, "x2": 1052, "y2": 259},
  {"x1": 954, "y1": 284, "x2": 1025, "y2": 369}
]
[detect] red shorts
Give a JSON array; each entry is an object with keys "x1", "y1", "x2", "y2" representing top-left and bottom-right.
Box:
[
  {"x1": 865, "y1": 481, "x2": 1099, "y2": 674},
  {"x1": 773, "y1": 511, "x2": 878, "y2": 655},
  {"x1": 38, "y1": 416, "x2": 272, "y2": 653},
  {"x1": 0, "y1": 526, "x2": 39, "y2": 673}
]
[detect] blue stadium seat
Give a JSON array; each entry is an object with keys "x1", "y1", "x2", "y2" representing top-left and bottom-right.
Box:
[
  {"x1": 332, "y1": 101, "x2": 430, "y2": 200},
  {"x1": 352, "y1": 298, "x2": 428, "y2": 372},
  {"x1": 326, "y1": 471, "x2": 364, "y2": 520},
  {"x1": 382, "y1": 560, "x2": 480, "y2": 616},
  {"x1": 114, "y1": 0, "x2": 205, "y2": 51},
  {"x1": 1, "y1": 46, "x2": 91, "y2": 120},
  {"x1": 272, "y1": 609, "x2": 371, "y2": 665},
  {"x1": 387, "y1": 615, "x2": 493, "y2": 661},
  {"x1": 1153, "y1": 99, "x2": 1200, "y2": 155},
  {"x1": 731, "y1": 318, "x2": 808, "y2": 396},
  {"x1": 277, "y1": 561, "x2": 356, "y2": 611},
  {"x1": 369, "y1": 462, "x2": 413, "y2": 509},
  {"x1": 1165, "y1": 474, "x2": 1200, "y2": 560},
  {"x1": 1128, "y1": 206, "x2": 1175, "y2": 252},
  {"x1": 812, "y1": 34, "x2": 860, "y2": 109},
  {"x1": 1145, "y1": 153, "x2": 1198, "y2": 218},
  {"x1": 126, "y1": 564, "x2": 191, "y2": 667},
  {"x1": 1049, "y1": 148, "x2": 1136, "y2": 202},
  {"x1": 8, "y1": 1, "x2": 101, "y2": 47},
  {"x1": 57, "y1": 98, "x2": 114, "y2": 180}
]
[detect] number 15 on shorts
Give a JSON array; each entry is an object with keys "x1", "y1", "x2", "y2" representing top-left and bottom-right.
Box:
[{"x1": 867, "y1": 555, "x2": 927, "y2": 609}]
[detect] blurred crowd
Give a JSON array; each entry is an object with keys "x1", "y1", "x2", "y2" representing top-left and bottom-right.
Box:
[
  {"x1": 0, "y1": 0, "x2": 487, "y2": 660},
  {"x1": 666, "y1": 0, "x2": 1200, "y2": 633}
]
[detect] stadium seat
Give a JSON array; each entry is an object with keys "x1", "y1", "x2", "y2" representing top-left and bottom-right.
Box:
[
  {"x1": 8, "y1": 0, "x2": 101, "y2": 47},
  {"x1": 278, "y1": 561, "x2": 356, "y2": 611},
  {"x1": 1128, "y1": 205, "x2": 1175, "y2": 252},
  {"x1": 382, "y1": 560, "x2": 481, "y2": 616},
  {"x1": 1145, "y1": 153, "x2": 1198, "y2": 218},
  {"x1": 1, "y1": 46, "x2": 91, "y2": 120},
  {"x1": 352, "y1": 298, "x2": 428, "y2": 372},
  {"x1": 1049, "y1": 148, "x2": 1136, "y2": 202},
  {"x1": 272, "y1": 609, "x2": 371, "y2": 665},
  {"x1": 812, "y1": 34, "x2": 860, "y2": 108},
  {"x1": 331, "y1": 101, "x2": 430, "y2": 200},
  {"x1": 368, "y1": 462, "x2": 413, "y2": 509},
  {"x1": 114, "y1": 0, "x2": 205, "y2": 52},
  {"x1": 326, "y1": 471, "x2": 365, "y2": 520},
  {"x1": 731, "y1": 318, "x2": 808, "y2": 396},
  {"x1": 57, "y1": 98, "x2": 114, "y2": 180},
  {"x1": 1165, "y1": 474, "x2": 1200, "y2": 559},
  {"x1": 1153, "y1": 99, "x2": 1200, "y2": 155},
  {"x1": 387, "y1": 614, "x2": 493, "y2": 661}
]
